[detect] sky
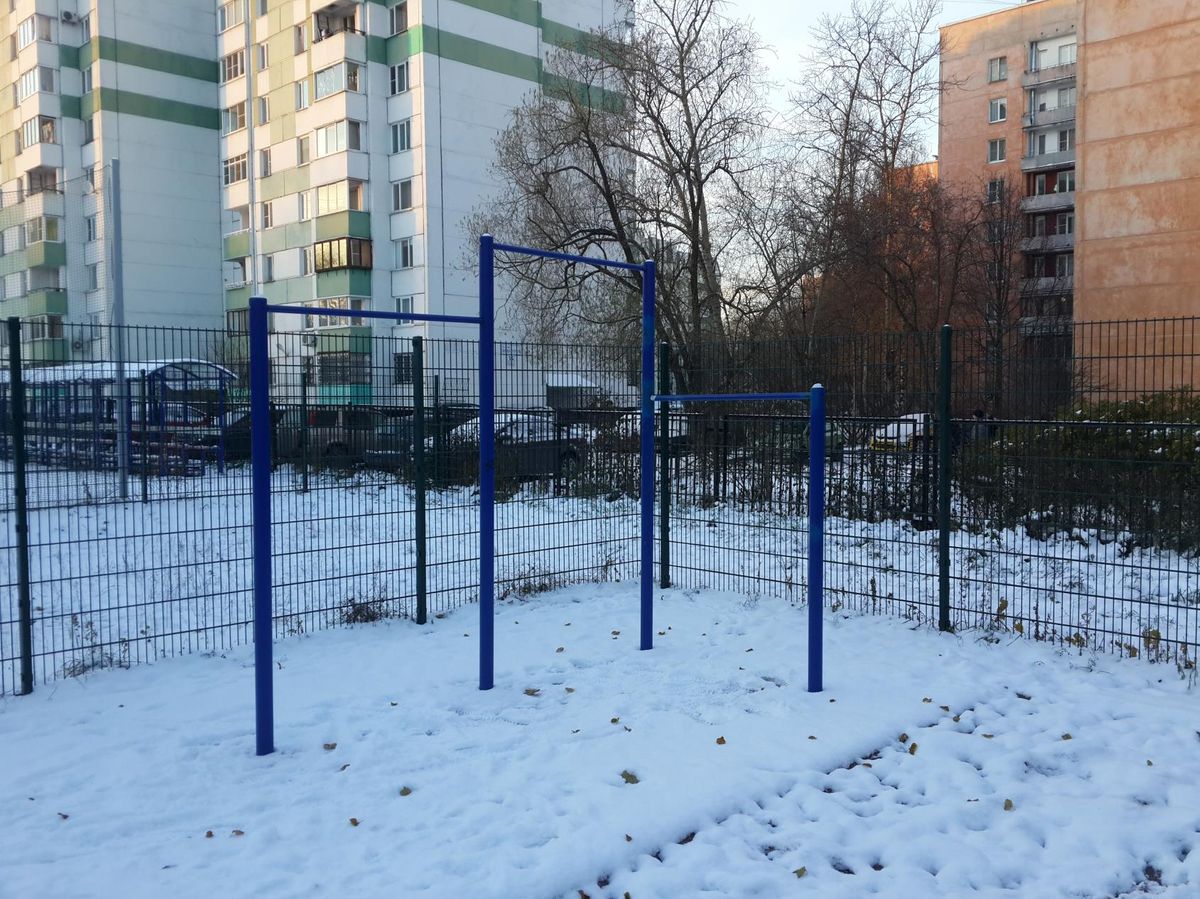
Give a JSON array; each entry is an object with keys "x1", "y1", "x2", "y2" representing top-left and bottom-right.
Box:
[{"x1": 722, "y1": 0, "x2": 1026, "y2": 157}]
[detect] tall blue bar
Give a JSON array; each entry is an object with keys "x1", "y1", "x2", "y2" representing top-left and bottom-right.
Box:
[
  {"x1": 807, "y1": 383, "x2": 826, "y2": 693},
  {"x1": 248, "y1": 296, "x2": 275, "y2": 755},
  {"x1": 639, "y1": 260, "x2": 656, "y2": 651},
  {"x1": 479, "y1": 236, "x2": 496, "y2": 689}
]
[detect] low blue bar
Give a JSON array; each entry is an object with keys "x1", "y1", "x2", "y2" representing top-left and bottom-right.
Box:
[
  {"x1": 478, "y1": 236, "x2": 496, "y2": 690},
  {"x1": 266, "y1": 304, "x2": 482, "y2": 325},
  {"x1": 654, "y1": 392, "x2": 813, "y2": 403},
  {"x1": 492, "y1": 242, "x2": 647, "y2": 273},
  {"x1": 248, "y1": 296, "x2": 275, "y2": 755},
  {"x1": 638, "y1": 260, "x2": 656, "y2": 651},
  {"x1": 807, "y1": 383, "x2": 826, "y2": 693}
]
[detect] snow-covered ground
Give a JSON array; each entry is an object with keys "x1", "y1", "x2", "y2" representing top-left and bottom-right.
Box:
[
  {"x1": 1, "y1": 585, "x2": 1197, "y2": 897},
  {"x1": 3, "y1": 463, "x2": 1200, "y2": 693}
]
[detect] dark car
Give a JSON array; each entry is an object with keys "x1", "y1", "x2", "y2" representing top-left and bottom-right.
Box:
[
  {"x1": 436, "y1": 412, "x2": 590, "y2": 482},
  {"x1": 364, "y1": 404, "x2": 480, "y2": 471}
]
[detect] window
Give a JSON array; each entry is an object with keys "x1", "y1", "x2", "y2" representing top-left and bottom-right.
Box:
[
  {"x1": 256, "y1": 42, "x2": 269, "y2": 71},
  {"x1": 390, "y1": 2, "x2": 408, "y2": 34},
  {"x1": 346, "y1": 62, "x2": 362, "y2": 92},
  {"x1": 221, "y1": 102, "x2": 246, "y2": 135},
  {"x1": 318, "y1": 350, "x2": 370, "y2": 384},
  {"x1": 988, "y1": 97, "x2": 1006, "y2": 124},
  {"x1": 26, "y1": 315, "x2": 63, "y2": 339},
  {"x1": 390, "y1": 61, "x2": 409, "y2": 95},
  {"x1": 392, "y1": 179, "x2": 414, "y2": 211},
  {"x1": 1056, "y1": 170, "x2": 1075, "y2": 193},
  {"x1": 221, "y1": 50, "x2": 245, "y2": 83},
  {"x1": 314, "y1": 237, "x2": 373, "y2": 271},
  {"x1": 314, "y1": 63, "x2": 345, "y2": 99},
  {"x1": 300, "y1": 245, "x2": 313, "y2": 275},
  {"x1": 315, "y1": 180, "x2": 365, "y2": 215},
  {"x1": 1058, "y1": 128, "x2": 1076, "y2": 152},
  {"x1": 298, "y1": 191, "x2": 311, "y2": 221},
  {"x1": 217, "y1": 1, "x2": 244, "y2": 32},
  {"x1": 395, "y1": 237, "x2": 415, "y2": 268},
  {"x1": 17, "y1": 67, "x2": 54, "y2": 101},
  {"x1": 294, "y1": 23, "x2": 308, "y2": 54},
  {"x1": 1057, "y1": 212, "x2": 1075, "y2": 235},
  {"x1": 986, "y1": 178, "x2": 1004, "y2": 204},
  {"x1": 223, "y1": 153, "x2": 248, "y2": 185},
  {"x1": 85, "y1": 215, "x2": 97, "y2": 242},
  {"x1": 17, "y1": 15, "x2": 51, "y2": 48},
  {"x1": 1059, "y1": 42, "x2": 1077, "y2": 66},
  {"x1": 25, "y1": 216, "x2": 60, "y2": 244},
  {"x1": 20, "y1": 116, "x2": 56, "y2": 150},
  {"x1": 987, "y1": 56, "x2": 1007, "y2": 83},
  {"x1": 988, "y1": 138, "x2": 1006, "y2": 163},
  {"x1": 394, "y1": 352, "x2": 414, "y2": 385},
  {"x1": 395, "y1": 295, "x2": 414, "y2": 315},
  {"x1": 259, "y1": 147, "x2": 272, "y2": 177},
  {"x1": 81, "y1": 13, "x2": 92, "y2": 42},
  {"x1": 1057, "y1": 86, "x2": 1076, "y2": 109},
  {"x1": 1056, "y1": 253, "x2": 1074, "y2": 277},
  {"x1": 4, "y1": 271, "x2": 27, "y2": 299},
  {"x1": 314, "y1": 120, "x2": 362, "y2": 157},
  {"x1": 295, "y1": 79, "x2": 310, "y2": 110},
  {"x1": 81, "y1": 66, "x2": 94, "y2": 93},
  {"x1": 260, "y1": 201, "x2": 273, "y2": 229},
  {"x1": 391, "y1": 119, "x2": 412, "y2": 153},
  {"x1": 227, "y1": 309, "x2": 249, "y2": 333},
  {"x1": 302, "y1": 297, "x2": 364, "y2": 329},
  {"x1": 86, "y1": 263, "x2": 99, "y2": 291},
  {"x1": 986, "y1": 262, "x2": 1002, "y2": 283},
  {"x1": 260, "y1": 254, "x2": 275, "y2": 282},
  {"x1": 986, "y1": 221, "x2": 1003, "y2": 244},
  {"x1": 257, "y1": 97, "x2": 270, "y2": 125},
  {"x1": 83, "y1": 117, "x2": 95, "y2": 143},
  {"x1": 85, "y1": 165, "x2": 96, "y2": 190},
  {"x1": 297, "y1": 135, "x2": 311, "y2": 165},
  {"x1": 257, "y1": 0, "x2": 268, "y2": 15}
]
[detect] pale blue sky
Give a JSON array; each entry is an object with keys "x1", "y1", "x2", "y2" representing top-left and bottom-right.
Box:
[{"x1": 726, "y1": 0, "x2": 1024, "y2": 156}]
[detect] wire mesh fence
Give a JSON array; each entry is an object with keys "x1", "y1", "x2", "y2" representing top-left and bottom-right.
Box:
[{"x1": 2, "y1": 316, "x2": 1199, "y2": 694}]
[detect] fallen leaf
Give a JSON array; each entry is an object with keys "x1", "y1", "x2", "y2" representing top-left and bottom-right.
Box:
[
  {"x1": 982, "y1": 733, "x2": 995, "y2": 739},
  {"x1": 611, "y1": 630, "x2": 620, "y2": 636},
  {"x1": 625, "y1": 834, "x2": 633, "y2": 843},
  {"x1": 349, "y1": 818, "x2": 360, "y2": 827},
  {"x1": 1014, "y1": 621, "x2": 1024, "y2": 634},
  {"x1": 232, "y1": 829, "x2": 245, "y2": 837},
  {"x1": 399, "y1": 786, "x2": 413, "y2": 797},
  {"x1": 339, "y1": 764, "x2": 350, "y2": 772},
  {"x1": 922, "y1": 697, "x2": 932, "y2": 703},
  {"x1": 908, "y1": 742, "x2": 918, "y2": 756},
  {"x1": 205, "y1": 830, "x2": 214, "y2": 838},
  {"x1": 716, "y1": 736, "x2": 727, "y2": 745},
  {"x1": 323, "y1": 742, "x2": 337, "y2": 751},
  {"x1": 389, "y1": 701, "x2": 398, "y2": 707},
  {"x1": 745, "y1": 648, "x2": 753, "y2": 653},
  {"x1": 1061, "y1": 733, "x2": 1072, "y2": 741},
  {"x1": 524, "y1": 688, "x2": 541, "y2": 697},
  {"x1": 1147, "y1": 760, "x2": 1154, "y2": 767},
  {"x1": 57, "y1": 812, "x2": 69, "y2": 821},
  {"x1": 620, "y1": 770, "x2": 639, "y2": 785},
  {"x1": 953, "y1": 715, "x2": 961, "y2": 722},
  {"x1": 808, "y1": 735, "x2": 817, "y2": 741},
  {"x1": 623, "y1": 725, "x2": 631, "y2": 732},
  {"x1": 899, "y1": 733, "x2": 909, "y2": 743},
  {"x1": 657, "y1": 630, "x2": 666, "y2": 636},
  {"x1": 793, "y1": 867, "x2": 808, "y2": 878},
  {"x1": 1016, "y1": 692, "x2": 1032, "y2": 701},
  {"x1": 565, "y1": 687, "x2": 575, "y2": 693},
  {"x1": 556, "y1": 647, "x2": 565, "y2": 653},
  {"x1": 1003, "y1": 799, "x2": 1014, "y2": 811},
  {"x1": 940, "y1": 705, "x2": 950, "y2": 712},
  {"x1": 611, "y1": 717, "x2": 620, "y2": 724}
]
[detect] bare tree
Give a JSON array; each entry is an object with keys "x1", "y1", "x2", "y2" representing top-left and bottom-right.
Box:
[{"x1": 470, "y1": 0, "x2": 773, "y2": 390}]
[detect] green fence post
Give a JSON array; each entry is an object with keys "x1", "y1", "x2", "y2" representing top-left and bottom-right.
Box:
[
  {"x1": 7, "y1": 317, "x2": 33, "y2": 695},
  {"x1": 937, "y1": 324, "x2": 953, "y2": 632},
  {"x1": 658, "y1": 341, "x2": 671, "y2": 588},
  {"x1": 299, "y1": 366, "x2": 310, "y2": 493},
  {"x1": 412, "y1": 337, "x2": 427, "y2": 625}
]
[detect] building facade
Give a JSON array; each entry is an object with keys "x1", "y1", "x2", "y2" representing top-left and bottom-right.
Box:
[{"x1": 0, "y1": 0, "x2": 625, "y2": 392}]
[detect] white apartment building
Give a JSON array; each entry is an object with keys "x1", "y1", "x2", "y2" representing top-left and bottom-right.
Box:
[{"x1": 0, "y1": 0, "x2": 625, "y2": 390}]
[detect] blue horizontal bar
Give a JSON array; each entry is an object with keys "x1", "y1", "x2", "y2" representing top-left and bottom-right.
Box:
[
  {"x1": 491, "y1": 241, "x2": 649, "y2": 274},
  {"x1": 654, "y1": 392, "x2": 814, "y2": 403},
  {"x1": 265, "y1": 303, "x2": 481, "y2": 325}
]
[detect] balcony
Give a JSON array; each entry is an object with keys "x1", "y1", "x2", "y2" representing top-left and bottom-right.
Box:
[
  {"x1": 22, "y1": 337, "x2": 71, "y2": 363},
  {"x1": 1020, "y1": 233, "x2": 1075, "y2": 253},
  {"x1": 1022, "y1": 61, "x2": 1077, "y2": 88},
  {"x1": 310, "y1": 29, "x2": 367, "y2": 70},
  {"x1": 224, "y1": 229, "x2": 251, "y2": 261},
  {"x1": 1023, "y1": 105, "x2": 1076, "y2": 129},
  {"x1": 314, "y1": 210, "x2": 371, "y2": 241},
  {"x1": 1020, "y1": 190, "x2": 1075, "y2": 214},
  {"x1": 1021, "y1": 149, "x2": 1075, "y2": 173},
  {"x1": 26, "y1": 240, "x2": 66, "y2": 269},
  {"x1": 12, "y1": 287, "x2": 69, "y2": 318},
  {"x1": 1021, "y1": 275, "x2": 1074, "y2": 295}
]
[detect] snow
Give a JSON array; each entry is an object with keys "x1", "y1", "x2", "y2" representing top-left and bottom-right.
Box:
[{"x1": 2, "y1": 584, "x2": 1198, "y2": 897}]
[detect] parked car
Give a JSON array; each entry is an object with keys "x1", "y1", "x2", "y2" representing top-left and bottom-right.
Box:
[
  {"x1": 363, "y1": 404, "x2": 479, "y2": 471},
  {"x1": 777, "y1": 417, "x2": 847, "y2": 463},
  {"x1": 611, "y1": 410, "x2": 691, "y2": 450},
  {"x1": 870, "y1": 412, "x2": 933, "y2": 450},
  {"x1": 274, "y1": 405, "x2": 394, "y2": 465},
  {"x1": 439, "y1": 412, "x2": 589, "y2": 481}
]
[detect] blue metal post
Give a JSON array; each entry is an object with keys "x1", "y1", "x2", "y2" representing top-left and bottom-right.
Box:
[
  {"x1": 248, "y1": 296, "x2": 275, "y2": 755},
  {"x1": 807, "y1": 383, "x2": 825, "y2": 693},
  {"x1": 639, "y1": 260, "x2": 656, "y2": 650},
  {"x1": 479, "y1": 236, "x2": 496, "y2": 689}
]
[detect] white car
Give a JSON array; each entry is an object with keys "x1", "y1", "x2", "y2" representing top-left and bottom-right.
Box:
[{"x1": 870, "y1": 413, "x2": 933, "y2": 449}]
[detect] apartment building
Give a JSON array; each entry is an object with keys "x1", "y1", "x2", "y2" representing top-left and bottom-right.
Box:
[
  {"x1": 0, "y1": 0, "x2": 224, "y2": 363},
  {"x1": 940, "y1": 0, "x2": 1200, "y2": 393}
]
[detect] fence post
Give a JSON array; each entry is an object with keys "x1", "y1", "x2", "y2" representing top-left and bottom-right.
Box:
[
  {"x1": 657, "y1": 341, "x2": 671, "y2": 588},
  {"x1": 299, "y1": 365, "x2": 310, "y2": 493},
  {"x1": 139, "y1": 370, "x2": 149, "y2": 503},
  {"x1": 7, "y1": 318, "x2": 33, "y2": 695},
  {"x1": 807, "y1": 383, "x2": 825, "y2": 693},
  {"x1": 412, "y1": 337, "x2": 427, "y2": 625},
  {"x1": 937, "y1": 324, "x2": 953, "y2": 633},
  {"x1": 248, "y1": 296, "x2": 275, "y2": 755}
]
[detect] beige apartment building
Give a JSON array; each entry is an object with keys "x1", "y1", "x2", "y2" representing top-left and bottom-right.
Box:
[{"x1": 940, "y1": 0, "x2": 1200, "y2": 394}]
